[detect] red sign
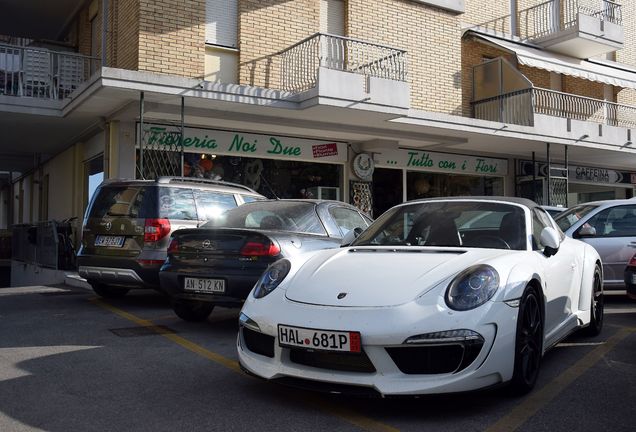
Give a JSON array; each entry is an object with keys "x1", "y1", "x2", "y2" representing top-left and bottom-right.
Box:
[{"x1": 312, "y1": 143, "x2": 339, "y2": 158}]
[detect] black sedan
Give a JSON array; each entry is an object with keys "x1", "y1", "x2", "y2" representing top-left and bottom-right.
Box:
[{"x1": 159, "y1": 199, "x2": 372, "y2": 321}]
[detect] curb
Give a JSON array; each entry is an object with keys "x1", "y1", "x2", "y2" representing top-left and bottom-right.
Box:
[{"x1": 64, "y1": 273, "x2": 92, "y2": 291}]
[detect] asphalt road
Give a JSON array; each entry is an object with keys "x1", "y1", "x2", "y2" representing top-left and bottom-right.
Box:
[{"x1": 0, "y1": 285, "x2": 634, "y2": 432}]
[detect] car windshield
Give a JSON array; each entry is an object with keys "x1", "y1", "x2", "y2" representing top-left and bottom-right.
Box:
[
  {"x1": 203, "y1": 201, "x2": 327, "y2": 235},
  {"x1": 554, "y1": 204, "x2": 599, "y2": 231},
  {"x1": 352, "y1": 201, "x2": 527, "y2": 250}
]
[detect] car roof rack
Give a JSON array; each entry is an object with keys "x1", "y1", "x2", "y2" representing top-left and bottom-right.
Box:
[{"x1": 156, "y1": 176, "x2": 257, "y2": 192}]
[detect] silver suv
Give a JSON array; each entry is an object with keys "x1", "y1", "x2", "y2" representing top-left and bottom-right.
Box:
[
  {"x1": 77, "y1": 177, "x2": 265, "y2": 298},
  {"x1": 554, "y1": 199, "x2": 636, "y2": 290}
]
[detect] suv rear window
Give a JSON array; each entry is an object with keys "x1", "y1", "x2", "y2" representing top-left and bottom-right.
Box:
[
  {"x1": 88, "y1": 186, "x2": 157, "y2": 219},
  {"x1": 158, "y1": 187, "x2": 197, "y2": 220}
]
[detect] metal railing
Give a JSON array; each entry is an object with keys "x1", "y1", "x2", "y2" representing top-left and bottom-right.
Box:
[
  {"x1": 11, "y1": 220, "x2": 78, "y2": 270},
  {"x1": 472, "y1": 88, "x2": 535, "y2": 126},
  {"x1": 517, "y1": 0, "x2": 622, "y2": 40},
  {"x1": 279, "y1": 33, "x2": 408, "y2": 93},
  {"x1": 0, "y1": 43, "x2": 100, "y2": 100},
  {"x1": 472, "y1": 87, "x2": 636, "y2": 129}
]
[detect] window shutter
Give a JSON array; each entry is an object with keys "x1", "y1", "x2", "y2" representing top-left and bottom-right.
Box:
[
  {"x1": 206, "y1": 0, "x2": 238, "y2": 48},
  {"x1": 320, "y1": 0, "x2": 345, "y2": 36}
]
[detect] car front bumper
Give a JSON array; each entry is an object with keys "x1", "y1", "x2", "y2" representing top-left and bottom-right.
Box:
[{"x1": 237, "y1": 293, "x2": 520, "y2": 396}]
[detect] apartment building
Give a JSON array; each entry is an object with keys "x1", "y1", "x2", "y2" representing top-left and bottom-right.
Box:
[{"x1": 1, "y1": 0, "x2": 635, "y2": 281}]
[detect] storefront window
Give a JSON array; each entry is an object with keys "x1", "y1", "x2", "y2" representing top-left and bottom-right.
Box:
[
  {"x1": 406, "y1": 172, "x2": 503, "y2": 200},
  {"x1": 183, "y1": 154, "x2": 342, "y2": 200}
]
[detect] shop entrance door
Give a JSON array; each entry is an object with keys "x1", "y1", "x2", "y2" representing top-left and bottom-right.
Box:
[{"x1": 372, "y1": 168, "x2": 402, "y2": 218}]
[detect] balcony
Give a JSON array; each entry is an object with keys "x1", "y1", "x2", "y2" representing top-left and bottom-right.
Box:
[
  {"x1": 472, "y1": 88, "x2": 636, "y2": 145},
  {"x1": 0, "y1": 43, "x2": 100, "y2": 101},
  {"x1": 518, "y1": 0, "x2": 623, "y2": 58},
  {"x1": 275, "y1": 33, "x2": 410, "y2": 109}
]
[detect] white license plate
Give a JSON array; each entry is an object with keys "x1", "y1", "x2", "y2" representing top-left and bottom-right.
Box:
[
  {"x1": 631, "y1": 274, "x2": 636, "y2": 284},
  {"x1": 184, "y1": 277, "x2": 225, "y2": 294},
  {"x1": 278, "y1": 325, "x2": 361, "y2": 353},
  {"x1": 95, "y1": 235, "x2": 125, "y2": 247}
]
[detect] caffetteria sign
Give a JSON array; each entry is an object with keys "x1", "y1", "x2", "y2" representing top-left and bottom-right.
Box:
[{"x1": 139, "y1": 124, "x2": 347, "y2": 163}]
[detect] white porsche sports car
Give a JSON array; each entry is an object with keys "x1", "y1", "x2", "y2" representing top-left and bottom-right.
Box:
[{"x1": 237, "y1": 197, "x2": 603, "y2": 396}]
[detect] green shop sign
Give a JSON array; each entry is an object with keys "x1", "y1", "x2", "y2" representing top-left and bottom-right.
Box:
[
  {"x1": 140, "y1": 124, "x2": 347, "y2": 163},
  {"x1": 380, "y1": 149, "x2": 508, "y2": 176}
]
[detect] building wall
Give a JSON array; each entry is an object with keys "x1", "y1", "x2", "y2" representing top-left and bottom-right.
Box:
[
  {"x1": 43, "y1": 145, "x2": 84, "y2": 222},
  {"x1": 238, "y1": 0, "x2": 319, "y2": 89},
  {"x1": 115, "y1": 0, "x2": 140, "y2": 69},
  {"x1": 462, "y1": 0, "x2": 511, "y2": 33},
  {"x1": 137, "y1": 0, "x2": 206, "y2": 77},
  {"x1": 348, "y1": 0, "x2": 462, "y2": 114},
  {"x1": 562, "y1": 76, "x2": 605, "y2": 101},
  {"x1": 616, "y1": 0, "x2": 636, "y2": 106}
]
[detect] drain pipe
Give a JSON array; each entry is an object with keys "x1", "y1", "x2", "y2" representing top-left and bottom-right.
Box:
[
  {"x1": 101, "y1": 0, "x2": 109, "y2": 67},
  {"x1": 510, "y1": 0, "x2": 517, "y2": 37}
]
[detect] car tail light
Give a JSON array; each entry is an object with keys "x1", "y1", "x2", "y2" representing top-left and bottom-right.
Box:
[
  {"x1": 240, "y1": 239, "x2": 281, "y2": 257},
  {"x1": 167, "y1": 238, "x2": 179, "y2": 254},
  {"x1": 628, "y1": 254, "x2": 636, "y2": 267},
  {"x1": 144, "y1": 218, "x2": 171, "y2": 243}
]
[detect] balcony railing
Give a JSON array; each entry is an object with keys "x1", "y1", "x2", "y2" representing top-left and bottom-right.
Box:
[
  {"x1": 518, "y1": 0, "x2": 622, "y2": 40},
  {"x1": 278, "y1": 33, "x2": 408, "y2": 93},
  {"x1": 0, "y1": 44, "x2": 100, "y2": 100},
  {"x1": 472, "y1": 87, "x2": 636, "y2": 129}
]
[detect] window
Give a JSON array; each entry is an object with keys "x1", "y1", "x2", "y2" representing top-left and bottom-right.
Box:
[
  {"x1": 320, "y1": 0, "x2": 345, "y2": 35},
  {"x1": 581, "y1": 205, "x2": 636, "y2": 237},
  {"x1": 329, "y1": 207, "x2": 368, "y2": 236},
  {"x1": 205, "y1": 0, "x2": 237, "y2": 48},
  {"x1": 194, "y1": 190, "x2": 238, "y2": 221},
  {"x1": 158, "y1": 188, "x2": 196, "y2": 220},
  {"x1": 532, "y1": 209, "x2": 552, "y2": 250}
]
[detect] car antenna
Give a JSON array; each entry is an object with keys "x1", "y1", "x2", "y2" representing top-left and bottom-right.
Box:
[{"x1": 260, "y1": 174, "x2": 280, "y2": 200}]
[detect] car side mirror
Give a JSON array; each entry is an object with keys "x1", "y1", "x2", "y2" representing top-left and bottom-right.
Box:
[
  {"x1": 575, "y1": 225, "x2": 596, "y2": 238},
  {"x1": 341, "y1": 227, "x2": 363, "y2": 247},
  {"x1": 541, "y1": 227, "x2": 560, "y2": 257}
]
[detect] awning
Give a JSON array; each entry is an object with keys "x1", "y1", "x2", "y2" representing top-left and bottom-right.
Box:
[{"x1": 470, "y1": 32, "x2": 636, "y2": 90}]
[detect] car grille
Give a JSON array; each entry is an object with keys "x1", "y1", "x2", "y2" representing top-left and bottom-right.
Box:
[
  {"x1": 242, "y1": 327, "x2": 275, "y2": 358},
  {"x1": 289, "y1": 348, "x2": 376, "y2": 373},
  {"x1": 386, "y1": 342, "x2": 483, "y2": 374}
]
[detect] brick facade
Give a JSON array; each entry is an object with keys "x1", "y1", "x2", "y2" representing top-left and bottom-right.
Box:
[
  {"x1": 138, "y1": 0, "x2": 206, "y2": 77},
  {"x1": 62, "y1": 0, "x2": 636, "y2": 114},
  {"x1": 348, "y1": 0, "x2": 462, "y2": 114},
  {"x1": 238, "y1": 0, "x2": 319, "y2": 89},
  {"x1": 616, "y1": 0, "x2": 636, "y2": 106}
]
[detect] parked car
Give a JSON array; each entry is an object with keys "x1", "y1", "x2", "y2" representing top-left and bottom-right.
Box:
[
  {"x1": 159, "y1": 199, "x2": 372, "y2": 322},
  {"x1": 541, "y1": 205, "x2": 567, "y2": 218},
  {"x1": 554, "y1": 199, "x2": 636, "y2": 290},
  {"x1": 238, "y1": 197, "x2": 603, "y2": 396},
  {"x1": 624, "y1": 251, "x2": 636, "y2": 300},
  {"x1": 77, "y1": 177, "x2": 265, "y2": 298}
]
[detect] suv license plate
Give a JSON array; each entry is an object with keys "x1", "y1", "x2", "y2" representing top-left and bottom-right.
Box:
[
  {"x1": 278, "y1": 325, "x2": 361, "y2": 353},
  {"x1": 95, "y1": 235, "x2": 125, "y2": 247},
  {"x1": 184, "y1": 277, "x2": 225, "y2": 294}
]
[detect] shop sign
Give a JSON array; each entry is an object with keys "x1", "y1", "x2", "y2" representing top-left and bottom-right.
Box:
[
  {"x1": 520, "y1": 160, "x2": 634, "y2": 185},
  {"x1": 140, "y1": 123, "x2": 347, "y2": 163},
  {"x1": 379, "y1": 149, "x2": 508, "y2": 176}
]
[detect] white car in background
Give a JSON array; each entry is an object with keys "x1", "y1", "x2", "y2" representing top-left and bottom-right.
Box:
[{"x1": 237, "y1": 197, "x2": 603, "y2": 396}]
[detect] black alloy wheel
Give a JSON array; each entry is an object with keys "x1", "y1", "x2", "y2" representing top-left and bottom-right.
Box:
[
  {"x1": 583, "y1": 265, "x2": 604, "y2": 336},
  {"x1": 510, "y1": 286, "x2": 543, "y2": 394},
  {"x1": 172, "y1": 299, "x2": 214, "y2": 322},
  {"x1": 91, "y1": 282, "x2": 130, "y2": 299}
]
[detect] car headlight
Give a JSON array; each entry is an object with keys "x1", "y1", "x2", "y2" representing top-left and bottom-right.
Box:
[
  {"x1": 253, "y1": 259, "x2": 291, "y2": 299},
  {"x1": 445, "y1": 265, "x2": 499, "y2": 311}
]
